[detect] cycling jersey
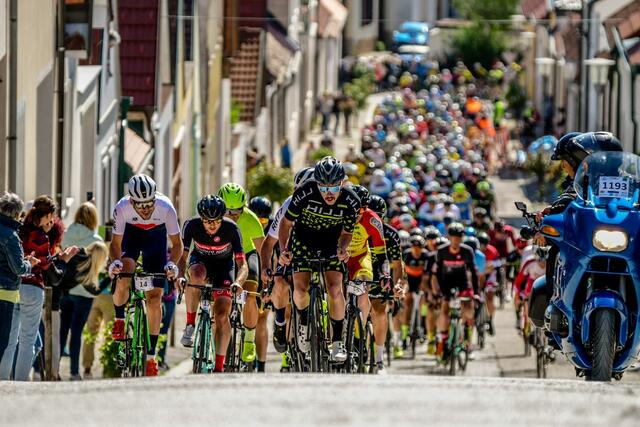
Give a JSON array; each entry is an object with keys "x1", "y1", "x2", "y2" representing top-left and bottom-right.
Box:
[
  {"x1": 236, "y1": 208, "x2": 265, "y2": 253},
  {"x1": 267, "y1": 196, "x2": 291, "y2": 239},
  {"x1": 474, "y1": 249, "x2": 486, "y2": 275},
  {"x1": 433, "y1": 243, "x2": 477, "y2": 297},
  {"x1": 474, "y1": 193, "x2": 495, "y2": 218},
  {"x1": 112, "y1": 194, "x2": 180, "y2": 236},
  {"x1": 382, "y1": 223, "x2": 402, "y2": 262},
  {"x1": 452, "y1": 193, "x2": 473, "y2": 221},
  {"x1": 349, "y1": 209, "x2": 386, "y2": 258},
  {"x1": 403, "y1": 248, "x2": 429, "y2": 293},
  {"x1": 489, "y1": 225, "x2": 516, "y2": 258},
  {"x1": 182, "y1": 217, "x2": 244, "y2": 289},
  {"x1": 513, "y1": 258, "x2": 545, "y2": 297},
  {"x1": 481, "y1": 243, "x2": 500, "y2": 286}
]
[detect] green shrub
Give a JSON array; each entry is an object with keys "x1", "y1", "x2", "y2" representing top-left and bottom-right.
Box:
[
  {"x1": 246, "y1": 163, "x2": 294, "y2": 204},
  {"x1": 452, "y1": 23, "x2": 507, "y2": 70},
  {"x1": 99, "y1": 320, "x2": 122, "y2": 378},
  {"x1": 310, "y1": 147, "x2": 335, "y2": 163}
]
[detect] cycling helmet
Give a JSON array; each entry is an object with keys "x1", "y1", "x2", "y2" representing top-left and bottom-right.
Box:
[
  {"x1": 351, "y1": 185, "x2": 371, "y2": 207},
  {"x1": 477, "y1": 181, "x2": 491, "y2": 192},
  {"x1": 218, "y1": 183, "x2": 247, "y2": 209},
  {"x1": 410, "y1": 227, "x2": 424, "y2": 238},
  {"x1": 424, "y1": 226, "x2": 441, "y2": 240},
  {"x1": 493, "y1": 219, "x2": 505, "y2": 231},
  {"x1": 197, "y1": 195, "x2": 226, "y2": 220},
  {"x1": 464, "y1": 226, "x2": 477, "y2": 237},
  {"x1": 443, "y1": 211, "x2": 457, "y2": 225},
  {"x1": 477, "y1": 232, "x2": 490, "y2": 245},
  {"x1": 128, "y1": 174, "x2": 156, "y2": 202},
  {"x1": 399, "y1": 213, "x2": 414, "y2": 228},
  {"x1": 410, "y1": 235, "x2": 426, "y2": 247},
  {"x1": 398, "y1": 230, "x2": 411, "y2": 248},
  {"x1": 248, "y1": 196, "x2": 272, "y2": 219},
  {"x1": 453, "y1": 183, "x2": 466, "y2": 194},
  {"x1": 294, "y1": 167, "x2": 315, "y2": 189},
  {"x1": 435, "y1": 236, "x2": 449, "y2": 246},
  {"x1": 448, "y1": 222, "x2": 465, "y2": 237},
  {"x1": 462, "y1": 236, "x2": 479, "y2": 251},
  {"x1": 368, "y1": 195, "x2": 387, "y2": 218},
  {"x1": 474, "y1": 207, "x2": 488, "y2": 218},
  {"x1": 314, "y1": 156, "x2": 346, "y2": 185}
]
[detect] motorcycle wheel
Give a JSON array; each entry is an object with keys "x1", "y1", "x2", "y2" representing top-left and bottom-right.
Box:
[{"x1": 589, "y1": 308, "x2": 616, "y2": 382}]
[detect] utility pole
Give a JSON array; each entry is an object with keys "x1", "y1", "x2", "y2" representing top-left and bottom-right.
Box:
[
  {"x1": 55, "y1": 0, "x2": 65, "y2": 207},
  {"x1": 7, "y1": 0, "x2": 17, "y2": 191}
]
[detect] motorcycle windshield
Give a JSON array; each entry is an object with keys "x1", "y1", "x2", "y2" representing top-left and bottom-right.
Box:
[{"x1": 574, "y1": 152, "x2": 640, "y2": 209}]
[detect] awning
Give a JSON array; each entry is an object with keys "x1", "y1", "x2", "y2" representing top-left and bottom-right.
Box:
[
  {"x1": 318, "y1": 0, "x2": 348, "y2": 39},
  {"x1": 604, "y1": 2, "x2": 640, "y2": 48},
  {"x1": 521, "y1": 0, "x2": 549, "y2": 19},
  {"x1": 266, "y1": 21, "x2": 300, "y2": 84},
  {"x1": 627, "y1": 39, "x2": 640, "y2": 65},
  {"x1": 125, "y1": 128, "x2": 153, "y2": 173}
]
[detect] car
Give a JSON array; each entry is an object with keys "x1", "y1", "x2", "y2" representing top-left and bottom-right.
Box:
[{"x1": 393, "y1": 22, "x2": 429, "y2": 49}]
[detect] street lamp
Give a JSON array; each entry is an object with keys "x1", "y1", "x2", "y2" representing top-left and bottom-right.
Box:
[
  {"x1": 585, "y1": 58, "x2": 615, "y2": 131},
  {"x1": 536, "y1": 57, "x2": 555, "y2": 134}
]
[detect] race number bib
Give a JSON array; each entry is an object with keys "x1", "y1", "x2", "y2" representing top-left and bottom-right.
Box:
[
  {"x1": 598, "y1": 177, "x2": 630, "y2": 198},
  {"x1": 134, "y1": 276, "x2": 154, "y2": 292}
]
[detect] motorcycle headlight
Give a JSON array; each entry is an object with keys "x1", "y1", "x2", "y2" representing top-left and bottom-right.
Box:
[{"x1": 593, "y1": 228, "x2": 628, "y2": 252}]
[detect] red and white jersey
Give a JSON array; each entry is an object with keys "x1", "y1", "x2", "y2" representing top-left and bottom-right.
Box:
[{"x1": 112, "y1": 193, "x2": 180, "y2": 236}]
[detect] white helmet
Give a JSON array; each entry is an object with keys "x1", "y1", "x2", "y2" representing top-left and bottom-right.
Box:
[
  {"x1": 294, "y1": 167, "x2": 315, "y2": 189},
  {"x1": 128, "y1": 174, "x2": 156, "y2": 202}
]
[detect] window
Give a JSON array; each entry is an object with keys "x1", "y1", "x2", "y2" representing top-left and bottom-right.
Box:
[{"x1": 361, "y1": 0, "x2": 373, "y2": 26}]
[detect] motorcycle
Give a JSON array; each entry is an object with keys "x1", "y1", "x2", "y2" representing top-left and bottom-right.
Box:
[{"x1": 516, "y1": 151, "x2": 640, "y2": 381}]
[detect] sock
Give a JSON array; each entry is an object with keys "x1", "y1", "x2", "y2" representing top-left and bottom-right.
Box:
[
  {"x1": 296, "y1": 306, "x2": 309, "y2": 325},
  {"x1": 330, "y1": 318, "x2": 344, "y2": 342},
  {"x1": 427, "y1": 331, "x2": 435, "y2": 341},
  {"x1": 275, "y1": 307, "x2": 286, "y2": 325},
  {"x1": 401, "y1": 324, "x2": 409, "y2": 340},
  {"x1": 114, "y1": 304, "x2": 126, "y2": 319},
  {"x1": 148, "y1": 335, "x2": 158, "y2": 355},
  {"x1": 257, "y1": 360, "x2": 266, "y2": 372},
  {"x1": 375, "y1": 345, "x2": 385, "y2": 363},
  {"x1": 215, "y1": 354, "x2": 225, "y2": 372},
  {"x1": 393, "y1": 331, "x2": 401, "y2": 346},
  {"x1": 244, "y1": 327, "x2": 256, "y2": 343},
  {"x1": 438, "y1": 331, "x2": 449, "y2": 342},
  {"x1": 186, "y1": 311, "x2": 196, "y2": 326}
]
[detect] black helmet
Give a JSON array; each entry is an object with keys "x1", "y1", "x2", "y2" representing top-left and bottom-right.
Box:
[
  {"x1": 351, "y1": 185, "x2": 371, "y2": 207},
  {"x1": 474, "y1": 207, "x2": 487, "y2": 218},
  {"x1": 197, "y1": 195, "x2": 226, "y2": 220},
  {"x1": 447, "y1": 222, "x2": 465, "y2": 237},
  {"x1": 410, "y1": 227, "x2": 424, "y2": 238},
  {"x1": 294, "y1": 167, "x2": 315, "y2": 189},
  {"x1": 249, "y1": 196, "x2": 272, "y2": 219},
  {"x1": 443, "y1": 211, "x2": 457, "y2": 225},
  {"x1": 552, "y1": 131, "x2": 623, "y2": 170},
  {"x1": 493, "y1": 218, "x2": 505, "y2": 231},
  {"x1": 424, "y1": 226, "x2": 441, "y2": 240},
  {"x1": 477, "y1": 232, "x2": 490, "y2": 245},
  {"x1": 435, "y1": 236, "x2": 449, "y2": 246},
  {"x1": 314, "y1": 156, "x2": 346, "y2": 185},
  {"x1": 410, "y1": 235, "x2": 426, "y2": 247},
  {"x1": 369, "y1": 195, "x2": 387, "y2": 218},
  {"x1": 463, "y1": 236, "x2": 479, "y2": 251}
]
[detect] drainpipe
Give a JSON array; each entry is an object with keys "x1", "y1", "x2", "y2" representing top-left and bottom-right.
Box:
[
  {"x1": 613, "y1": 28, "x2": 639, "y2": 153},
  {"x1": 580, "y1": 0, "x2": 600, "y2": 131},
  {"x1": 7, "y1": 0, "x2": 17, "y2": 191},
  {"x1": 55, "y1": 0, "x2": 66, "y2": 207}
]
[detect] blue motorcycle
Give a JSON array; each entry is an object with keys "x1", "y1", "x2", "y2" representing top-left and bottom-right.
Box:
[{"x1": 518, "y1": 151, "x2": 640, "y2": 381}]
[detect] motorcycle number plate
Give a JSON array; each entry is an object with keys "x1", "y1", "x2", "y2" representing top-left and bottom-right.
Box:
[
  {"x1": 598, "y1": 176, "x2": 629, "y2": 198},
  {"x1": 134, "y1": 277, "x2": 154, "y2": 292}
]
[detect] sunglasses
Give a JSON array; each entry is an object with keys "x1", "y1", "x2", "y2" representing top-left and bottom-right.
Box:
[
  {"x1": 133, "y1": 200, "x2": 155, "y2": 210},
  {"x1": 202, "y1": 218, "x2": 223, "y2": 225},
  {"x1": 227, "y1": 207, "x2": 244, "y2": 215},
  {"x1": 318, "y1": 184, "x2": 341, "y2": 193}
]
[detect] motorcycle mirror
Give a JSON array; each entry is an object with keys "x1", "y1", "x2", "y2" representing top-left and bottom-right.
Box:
[
  {"x1": 514, "y1": 202, "x2": 527, "y2": 213},
  {"x1": 520, "y1": 226, "x2": 534, "y2": 240}
]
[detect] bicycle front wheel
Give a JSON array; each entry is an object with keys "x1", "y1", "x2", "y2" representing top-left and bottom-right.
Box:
[
  {"x1": 133, "y1": 304, "x2": 149, "y2": 377},
  {"x1": 309, "y1": 291, "x2": 324, "y2": 373}
]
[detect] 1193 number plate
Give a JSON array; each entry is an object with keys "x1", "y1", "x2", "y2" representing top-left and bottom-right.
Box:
[{"x1": 598, "y1": 176, "x2": 629, "y2": 198}]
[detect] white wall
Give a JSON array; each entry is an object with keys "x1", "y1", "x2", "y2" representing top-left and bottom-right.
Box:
[{"x1": 344, "y1": 0, "x2": 379, "y2": 54}]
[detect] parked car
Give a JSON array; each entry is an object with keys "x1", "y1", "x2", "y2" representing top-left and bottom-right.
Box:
[{"x1": 393, "y1": 22, "x2": 429, "y2": 49}]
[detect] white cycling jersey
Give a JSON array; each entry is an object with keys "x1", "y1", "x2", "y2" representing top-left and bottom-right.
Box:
[
  {"x1": 267, "y1": 196, "x2": 292, "y2": 239},
  {"x1": 112, "y1": 193, "x2": 180, "y2": 236}
]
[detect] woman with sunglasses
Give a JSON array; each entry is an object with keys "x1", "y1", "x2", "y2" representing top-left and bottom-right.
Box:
[
  {"x1": 179, "y1": 195, "x2": 247, "y2": 372},
  {"x1": 107, "y1": 174, "x2": 183, "y2": 377}
]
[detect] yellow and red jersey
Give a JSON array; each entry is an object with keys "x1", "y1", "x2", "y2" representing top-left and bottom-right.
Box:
[{"x1": 349, "y1": 208, "x2": 386, "y2": 259}]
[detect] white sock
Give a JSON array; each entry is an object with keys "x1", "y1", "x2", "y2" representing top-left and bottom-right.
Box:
[
  {"x1": 147, "y1": 355, "x2": 156, "y2": 361},
  {"x1": 376, "y1": 345, "x2": 385, "y2": 363},
  {"x1": 393, "y1": 331, "x2": 401, "y2": 346}
]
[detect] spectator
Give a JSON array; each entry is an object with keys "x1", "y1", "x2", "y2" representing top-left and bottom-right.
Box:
[
  {"x1": 0, "y1": 195, "x2": 77, "y2": 381},
  {"x1": 317, "y1": 92, "x2": 334, "y2": 132},
  {"x1": 343, "y1": 95, "x2": 356, "y2": 135},
  {"x1": 332, "y1": 91, "x2": 342, "y2": 134},
  {"x1": 0, "y1": 193, "x2": 39, "y2": 364},
  {"x1": 59, "y1": 202, "x2": 106, "y2": 380}
]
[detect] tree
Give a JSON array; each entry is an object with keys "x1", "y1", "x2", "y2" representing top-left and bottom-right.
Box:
[
  {"x1": 454, "y1": 0, "x2": 520, "y2": 22},
  {"x1": 452, "y1": 23, "x2": 507, "y2": 69}
]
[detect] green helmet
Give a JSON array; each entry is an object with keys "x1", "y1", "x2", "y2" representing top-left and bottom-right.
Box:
[
  {"x1": 477, "y1": 181, "x2": 491, "y2": 192},
  {"x1": 453, "y1": 183, "x2": 466, "y2": 194},
  {"x1": 218, "y1": 183, "x2": 246, "y2": 209}
]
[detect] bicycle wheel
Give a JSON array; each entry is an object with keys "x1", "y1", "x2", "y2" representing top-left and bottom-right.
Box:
[
  {"x1": 287, "y1": 308, "x2": 305, "y2": 372},
  {"x1": 344, "y1": 304, "x2": 357, "y2": 373},
  {"x1": 133, "y1": 304, "x2": 148, "y2": 377},
  {"x1": 192, "y1": 312, "x2": 211, "y2": 374},
  {"x1": 367, "y1": 321, "x2": 377, "y2": 374},
  {"x1": 523, "y1": 320, "x2": 532, "y2": 357},
  {"x1": 385, "y1": 311, "x2": 392, "y2": 367},
  {"x1": 309, "y1": 290, "x2": 323, "y2": 372},
  {"x1": 355, "y1": 316, "x2": 366, "y2": 373},
  {"x1": 409, "y1": 308, "x2": 419, "y2": 360},
  {"x1": 448, "y1": 321, "x2": 457, "y2": 376}
]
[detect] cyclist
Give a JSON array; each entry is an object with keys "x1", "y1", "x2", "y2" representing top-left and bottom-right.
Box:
[
  {"x1": 178, "y1": 196, "x2": 248, "y2": 372},
  {"x1": 217, "y1": 183, "x2": 265, "y2": 369},
  {"x1": 451, "y1": 183, "x2": 473, "y2": 221},
  {"x1": 421, "y1": 226, "x2": 441, "y2": 355},
  {"x1": 513, "y1": 247, "x2": 546, "y2": 332},
  {"x1": 278, "y1": 157, "x2": 361, "y2": 362},
  {"x1": 248, "y1": 196, "x2": 273, "y2": 372},
  {"x1": 347, "y1": 185, "x2": 390, "y2": 373},
  {"x1": 402, "y1": 234, "x2": 429, "y2": 348},
  {"x1": 477, "y1": 232, "x2": 500, "y2": 335},
  {"x1": 258, "y1": 167, "x2": 316, "y2": 370},
  {"x1": 431, "y1": 222, "x2": 477, "y2": 358},
  {"x1": 474, "y1": 181, "x2": 496, "y2": 220},
  {"x1": 108, "y1": 174, "x2": 183, "y2": 376},
  {"x1": 471, "y1": 207, "x2": 491, "y2": 233},
  {"x1": 369, "y1": 195, "x2": 406, "y2": 358}
]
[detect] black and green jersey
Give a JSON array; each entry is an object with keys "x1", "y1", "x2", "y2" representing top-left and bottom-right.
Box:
[
  {"x1": 285, "y1": 181, "x2": 360, "y2": 248},
  {"x1": 382, "y1": 223, "x2": 402, "y2": 262}
]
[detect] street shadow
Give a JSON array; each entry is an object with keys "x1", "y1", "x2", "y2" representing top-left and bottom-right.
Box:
[{"x1": 500, "y1": 368, "x2": 538, "y2": 378}]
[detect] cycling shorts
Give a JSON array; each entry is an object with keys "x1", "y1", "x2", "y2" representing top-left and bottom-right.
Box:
[
  {"x1": 347, "y1": 252, "x2": 373, "y2": 281},
  {"x1": 407, "y1": 275, "x2": 422, "y2": 294},
  {"x1": 188, "y1": 253, "x2": 234, "y2": 291},
  {"x1": 289, "y1": 237, "x2": 345, "y2": 274},
  {"x1": 122, "y1": 223, "x2": 167, "y2": 288},
  {"x1": 439, "y1": 280, "x2": 469, "y2": 301}
]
